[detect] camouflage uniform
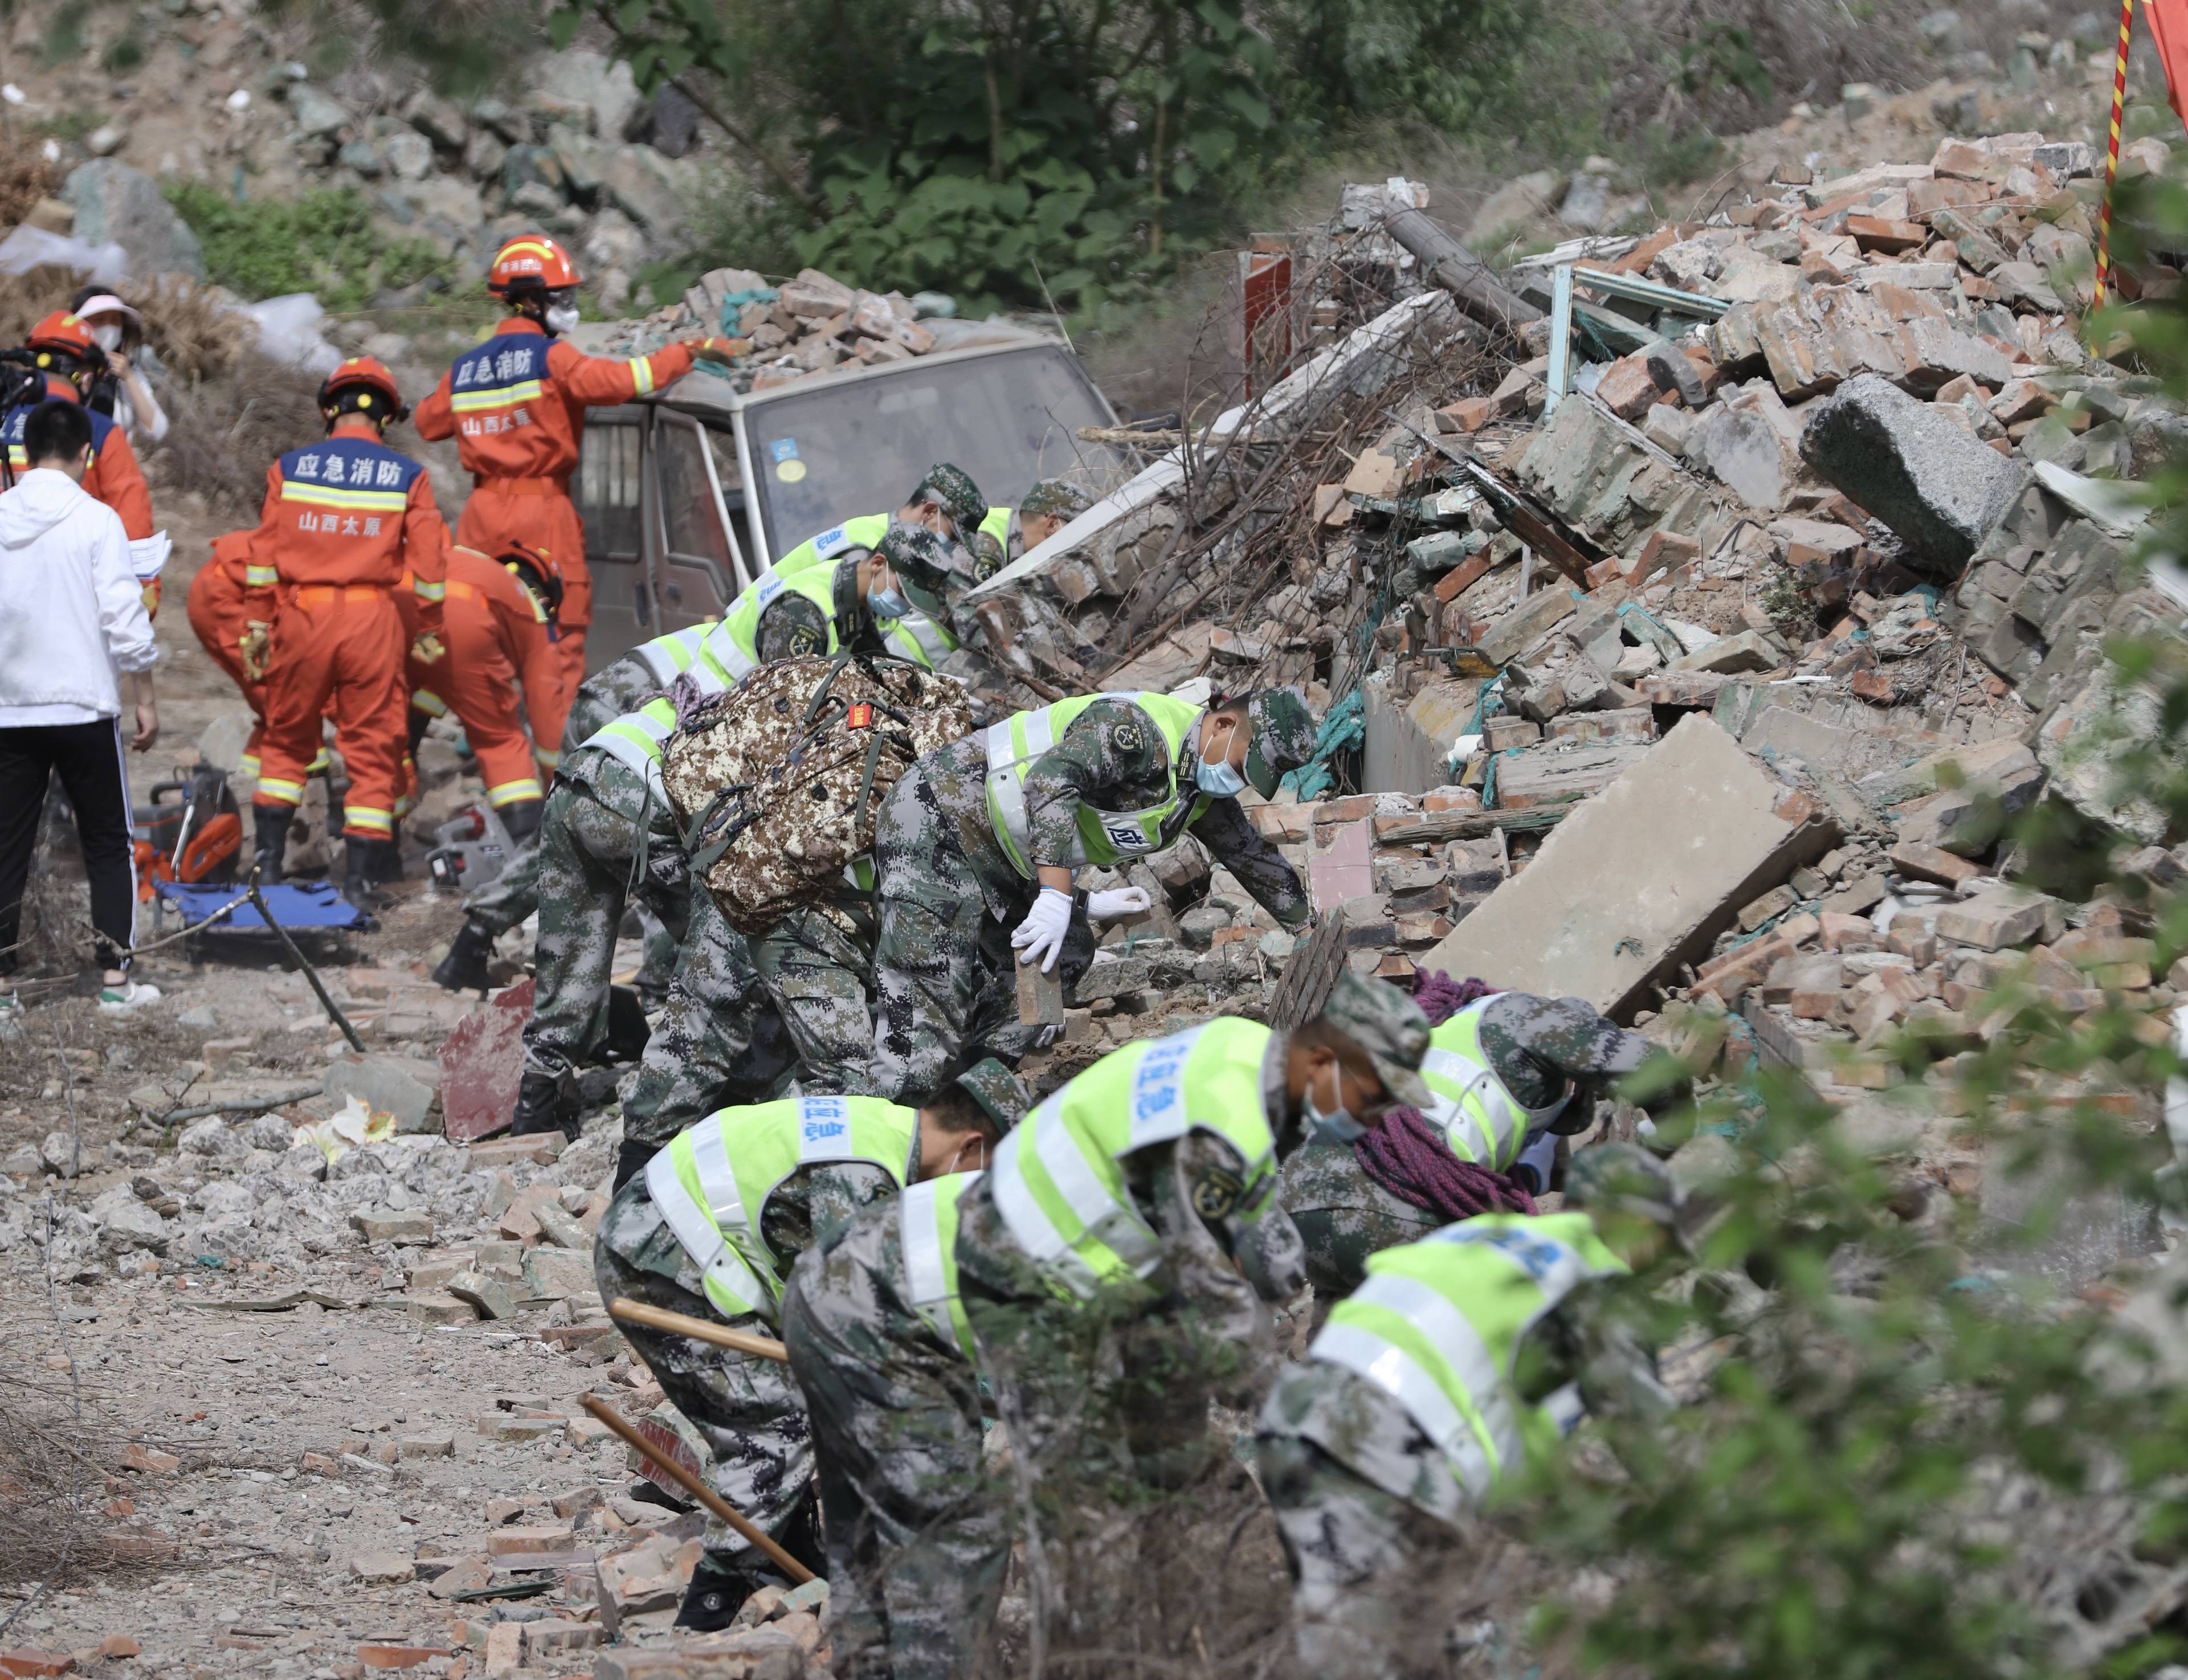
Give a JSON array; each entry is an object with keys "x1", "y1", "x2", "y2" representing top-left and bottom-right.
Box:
[
  {"x1": 868, "y1": 696, "x2": 1312, "y2": 1102},
  {"x1": 617, "y1": 887, "x2": 795, "y2": 1151},
  {"x1": 594, "y1": 1152, "x2": 904, "y2": 1586},
  {"x1": 519, "y1": 747, "x2": 693, "y2": 1081},
  {"x1": 754, "y1": 523, "x2": 971, "y2": 664},
  {"x1": 780, "y1": 1190, "x2": 1003, "y2": 1680},
  {"x1": 462, "y1": 647, "x2": 681, "y2": 992},
  {"x1": 1277, "y1": 991, "x2": 1665, "y2": 1301},
  {"x1": 750, "y1": 881, "x2": 880, "y2": 1096},
  {"x1": 1256, "y1": 1152, "x2": 1681, "y2": 1677},
  {"x1": 969, "y1": 479, "x2": 1093, "y2": 575}
]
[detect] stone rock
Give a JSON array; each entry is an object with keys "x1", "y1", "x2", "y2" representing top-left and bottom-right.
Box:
[
  {"x1": 402, "y1": 89, "x2": 469, "y2": 150},
  {"x1": 383, "y1": 131, "x2": 434, "y2": 181},
  {"x1": 350, "y1": 1551, "x2": 416, "y2": 1585},
  {"x1": 522, "y1": 1245, "x2": 596, "y2": 1302},
  {"x1": 325, "y1": 1054, "x2": 440, "y2": 1133},
  {"x1": 464, "y1": 128, "x2": 509, "y2": 183},
  {"x1": 1464, "y1": 170, "x2": 1565, "y2": 245},
  {"x1": 61, "y1": 161, "x2": 205, "y2": 280},
  {"x1": 287, "y1": 84, "x2": 351, "y2": 139},
  {"x1": 1424, "y1": 714, "x2": 1836, "y2": 1018},
  {"x1": 277, "y1": 1143, "x2": 328, "y2": 1181},
  {"x1": 1689, "y1": 401, "x2": 1797, "y2": 512},
  {"x1": 1558, "y1": 173, "x2": 1612, "y2": 230},
  {"x1": 38, "y1": 1130, "x2": 79, "y2": 1177},
  {"x1": 533, "y1": 49, "x2": 642, "y2": 141},
  {"x1": 352, "y1": 1209, "x2": 435, "y2": 1245},
  {"x1": 601, "y1": 144, "x2": 692, "y2": 232},
  {"x1": 1798, "y1": 374, "x2": 2028, "y2": 572},
  {"x1": 87, "y1": 123, "x2": 125, "y2": 157},
  {"x1": 88, "y1": 1185, "x2": 168, "y2": 1254}
]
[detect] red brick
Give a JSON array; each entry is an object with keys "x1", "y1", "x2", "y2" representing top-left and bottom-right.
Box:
[
  {"x1": 1891, "y1": 840, "x2": 1982, "y2": 888},
  {"x1": 1432, "y1": 549, "x2": 1497, "y2": 603},
  {"x1": 1627, "y1": 528, "x2": 1700, "y2": 583},
  {"x1": 1846, "y1": 215, "x2": 1926, "y2": 253},
  {"x1": 1436, "y1": 397, "x2": 1495, "y2": 434},
  {"x1": 1595, "y1": 354, "x2": 1663, "y2": 421},
  {"x1": 1820, "y1": 911, "x2": 1876, "y2": 950},
  {"x1": 93, "y1": 1640, "x2": 138, "y2": 1661},
  {"x1": 1850, "y1": 668, "x2": 1894, "y2": 702},
  {"x1": 120, "y1": 1443, "x2": 179, "y2": 1475},
  {"x1": 0, "y1": 1652, "x2": 75, "y2": 1678},
  {"x1": 357, "y1": 1647, "x2": 455, "y2": 1671}
]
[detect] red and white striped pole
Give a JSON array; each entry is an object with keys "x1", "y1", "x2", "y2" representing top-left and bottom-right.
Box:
[{"x1": 2096, "y1": 0, "x2": 2135, "y2": 308}]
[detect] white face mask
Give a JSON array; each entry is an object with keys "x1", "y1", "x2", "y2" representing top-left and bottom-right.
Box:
[
  {"x1": 90, "y1": 323, "x2": 124, "y2": 353},
  {"x1": 1304, "y1": 1062, "x2": 1366, "y2": 1144},
  {"x1": 1194, "y1": 720, "x2": 1247, "y2": 798},
  {"x1": 544, "y1": 303, "x2": 581, "y2": 336}
]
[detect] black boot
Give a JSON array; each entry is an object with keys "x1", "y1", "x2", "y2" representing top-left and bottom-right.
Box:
[
  {"x1": 342, "y1": 837, "x2": 395, "y2": 913},
  {"x1": 251, "y1": 805, "x2": 292, "y2": 884},
  {"x1": 673, "y1": 1556, "x2": 759, "y2": 1632},
  {"x1": 372, "y1": 823, "x2": 405, "y2": 881},
  {"x1": 431, "y1": 919, "x2": 495, "y2": 994},
  {"x1": 510, "y1": 1068, "x2": 575, "y2": 1138},
  {"x1": 501, "y1": 798, "x2": 543, "y2": 844}
]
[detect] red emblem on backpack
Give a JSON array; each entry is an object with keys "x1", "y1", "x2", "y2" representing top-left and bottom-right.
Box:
[{"x1": 846, "y1": 703, "x2": 873, "y2": 729}]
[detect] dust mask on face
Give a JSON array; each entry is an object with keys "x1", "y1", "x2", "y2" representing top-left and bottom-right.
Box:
[
  {"x1": 1194, "y1": 722, "x2": 1246, "y2": 798},
  {"x1": 91, "y1": 324, "x2": 124, "y2": 354},
  {"x1": 870, "y1": 581, "x2": 909, "y2": 620},
  {"x1": 1304, "y1": 1063, "x2": 1366, "y2": 1144},
  {"x1": 544, "y1": 303, "x2": 581, "y2": 336}
]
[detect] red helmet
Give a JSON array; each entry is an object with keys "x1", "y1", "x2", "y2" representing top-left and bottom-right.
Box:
[
  {"x1": 318, "y1": 356, "x2": 406, "y2": 421},
  {"x1": 26, "y1": 311, "x2": 101, "y2": 372},
  {"x1": 487, "y1": 235, "x2": 582, "y2": 297},
  {"x1": 499, "y1": 541, "x2": 564, "y2": 621}
]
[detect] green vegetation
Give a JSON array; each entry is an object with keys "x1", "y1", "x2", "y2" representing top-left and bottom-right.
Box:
[{"x1": 162, "y1": 183, "x2": 464, "y2": 312}]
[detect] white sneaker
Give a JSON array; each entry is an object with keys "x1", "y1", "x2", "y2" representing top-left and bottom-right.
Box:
[{"x1": 98, "y1": 980, "x2": 162, "y2": 1012}]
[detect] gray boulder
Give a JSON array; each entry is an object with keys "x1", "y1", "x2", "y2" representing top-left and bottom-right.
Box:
[
  {"x1": 1798, "y1": 374, "x2": 2028, "y2": 572},
  {"x1": 534, "y1": 50, "x2": 642, "y2": 141},
  {"x1": 62, "y1": 161, "x2": 205, "y2": 281},
  {"x1": 89, "y1": 1185, "x2": 169, "y2": 1255},
  {"x1": 324, "y1": 1053, "x2": 441, "y2": 1134}
]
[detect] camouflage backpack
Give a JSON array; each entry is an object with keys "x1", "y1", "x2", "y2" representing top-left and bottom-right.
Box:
[{"x1": 658, "y1": 653, "x2": 977, "y2": 934}]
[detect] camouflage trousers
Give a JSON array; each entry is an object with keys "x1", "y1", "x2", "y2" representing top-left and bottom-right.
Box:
[
  {"x1": 752, "y1": 898, "x2": 876, "y2": 1096},
  {"x1": 780, "y1": 1199, "x2": 1003, "y2": 1680},
  {"x1": 594, "y1": 1177, "x2": 820, "y2": 1580},
  {"x1": 1256, "y1": 1362, "x2": 1474, "y2": 1680},
  {"x1": 619, "y1": 889, "x2": 795, "y2": 1151},
  {"x1": 1273, "y1": 1140, "x2": 1444, "y2": 1320},
  {"x1": 868, "y1": 739, "x2": 1096, "y2": 1102},
  {"x1": 466, "y1": 838, "x2": 679, "y2": 999},
  {"x1": 521, "y1": 763, "x2": 691, "y2": 1081}
]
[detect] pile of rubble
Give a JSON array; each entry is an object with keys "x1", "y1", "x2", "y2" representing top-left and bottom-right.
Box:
[
  {"x1": 594, "y1": 264, "x2": 1005, "y2": 395},
  {"x1": 966, "y1": 124, "x2": 2186, "y2": 1171}
]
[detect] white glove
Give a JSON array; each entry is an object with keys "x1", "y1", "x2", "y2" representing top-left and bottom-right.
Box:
[
  {"x1": 1010, "y1": 886, "x2": 1075, "y2": 974},
  {"x1": 1085, "y1": 885, "x2": 1152, "y2": 925}
]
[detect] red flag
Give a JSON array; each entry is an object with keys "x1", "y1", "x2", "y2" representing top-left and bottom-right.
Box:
[{"x1": 2145, "y1": 0, "x2": 2188, "y2": 129}]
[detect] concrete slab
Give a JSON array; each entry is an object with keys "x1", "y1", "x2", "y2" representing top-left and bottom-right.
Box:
[
  {"x1": 1361, "y1": 671, "x2": 1485, "y2": 794},
  {"x1": 1421, "y1": 714, "x2": 1838, "y2": 1019}
]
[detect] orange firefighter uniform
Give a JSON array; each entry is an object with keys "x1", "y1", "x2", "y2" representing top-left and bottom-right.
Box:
[
  {"x1": 406, "y1": 545, "x2": 564, "y2": 810},
  {"x1": 186, "y1": 530, "x2": 269, "y2": 772},
  {"x1": 3, "y1": 371, "x2": 155, "y2": 541},
  {"x1": 242, "y1": 419, "x2": 449, "y2": 842},
  {"x1": 412, "y1": 321, "x2": 696, "y2": 718}
]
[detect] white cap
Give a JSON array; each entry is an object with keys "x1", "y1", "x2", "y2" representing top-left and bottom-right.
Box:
[{"x1": 75, "y1": 293, "x2": 141, "y2": 324}]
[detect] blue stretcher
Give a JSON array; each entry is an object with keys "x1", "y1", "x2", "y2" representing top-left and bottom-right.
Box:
[{"x1": 154, "y1": 880, "x2": 374, "y2": 934}]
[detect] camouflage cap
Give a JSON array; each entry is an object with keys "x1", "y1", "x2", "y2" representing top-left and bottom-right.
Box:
[
  {"x1": 953, "y1": 1057, "x2": 1030, "y2": 1134},
  {"x1": 1564, "y1": 1142, "x2": 1681, "y2": 1228},
  {"x1": 876, "y1": 521, "x2": 963, "y2": 609},
  {"x1": 1019, "y1": 478, "x2": 1091, "y2": 522},
  {"x1": 915, "y1": 463, "x2": 986, "y2": 533},
  {"x1": 1242, "y1": 687, "x2": 1317, "y2": 799},
  {"x1": 1316, "y1": 969, "x2": 1431, "y2": 1110}
]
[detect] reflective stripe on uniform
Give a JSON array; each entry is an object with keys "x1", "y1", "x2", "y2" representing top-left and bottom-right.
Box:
[
  {"x1": 985, "y1": 1019, "x2": 1273, "y2": 1300},
  {"x1": 413, "y1": 579, "x2": 446, "y2": 602},
  {"x1": 981, "y1": 692, "x2": 1207, "y2": 877},
  {"x1": 1310, "y1": 1321, "x2": 1497, "y2": 1499},
  {"x1": 486, "y1": 777, "x2": 544, "y2": 806},
  {"x1": 1313, "y1": 1213, "x2": 1624, "y2": 1498},
  {"x1": 634, "y1": 623, "x2": 714, "y2": 687},
  {"x1": 256, "y1": 777, "x2": 305, "y2": 806},
  {"x1": 345, "y1": 806, "x2": 394, "y2": 833},
  {"x1": 1419, "y1": 1000, "x2": 1569, "y2": 1172},
  {"x1": 879, "y1": 608, "x2": 957, "y2": 670},
  {"x1": 583, "y1": 698, "x2": 677, "y2": 793},
  {"x1": 244, "y1": 565, "x2": 279, "y2": 586},
  {"x1": 630, "y1": 358, "x2": 659, "y2": 395},
  {"x1": 278, "y1": 481, "x2": 411, "y2": 513},
  {"x1": 645, "y1": 1143, "x2": 773, "y2": 1319},
  {"x1": 412, "y1": 689, "x2": 448, "y2": 717},
  {"x1": 450, "y1": 380, "x2": 546, "y2": 414},
  {"x1": 900, "y1": 1172, "x2": 982, "y2": 1362}
]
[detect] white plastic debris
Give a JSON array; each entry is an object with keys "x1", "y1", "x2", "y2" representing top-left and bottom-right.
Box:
[
  {"x1": 1, "y1": 84, "x2": 25, "y2": 105},
  {"x1": 226, "y1": 88, "x2": 251, "y2": 111},
  {"x1": 240, "y1": 293, "x2": 342, "y2": 376},
  {"x1": 291, "y1": 1094, "x2": 392, "y2": 1164},
  {"x1": 0, "y1": 225, "x2": 129, "y2": 285}
]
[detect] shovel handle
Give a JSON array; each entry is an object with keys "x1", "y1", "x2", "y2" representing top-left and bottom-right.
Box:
[
  {"x1": 609, "y1": 1297, "x2": 789, "y2": 1363},
  {"x1": 576, "y1": 1395, "x2": 814, "y2": 1584}
]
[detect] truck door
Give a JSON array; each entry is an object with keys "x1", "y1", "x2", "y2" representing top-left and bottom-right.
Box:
[
  {"x1": 650, "y1": 410, "x2": 751, "y2": 628},
  {"x1": 571, "y1": 407, "x2": 648, "y2": 675}
]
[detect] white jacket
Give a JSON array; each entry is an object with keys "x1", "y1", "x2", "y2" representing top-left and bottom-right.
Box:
[{"x1": 0, "y1": 468, "x2": 158, "y2": 727}]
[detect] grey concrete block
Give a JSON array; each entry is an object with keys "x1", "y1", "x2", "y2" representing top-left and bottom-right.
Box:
[{"x1": 1798, "y1": 373, "x2": 2028, "y2": 571}]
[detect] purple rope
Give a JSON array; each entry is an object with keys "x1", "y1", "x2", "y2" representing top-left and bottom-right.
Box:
[
  {"x1": 1352, "y1": 970, "x2": 1536, "y2": 1220},
  {"x1": 1409, "y1": 968, "x2": 1500, "y2": 1026}
]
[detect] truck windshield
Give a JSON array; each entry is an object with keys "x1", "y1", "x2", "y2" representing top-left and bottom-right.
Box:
[{"x1": 745, "y1": 345, "x2": 1120, "y2": 560}]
